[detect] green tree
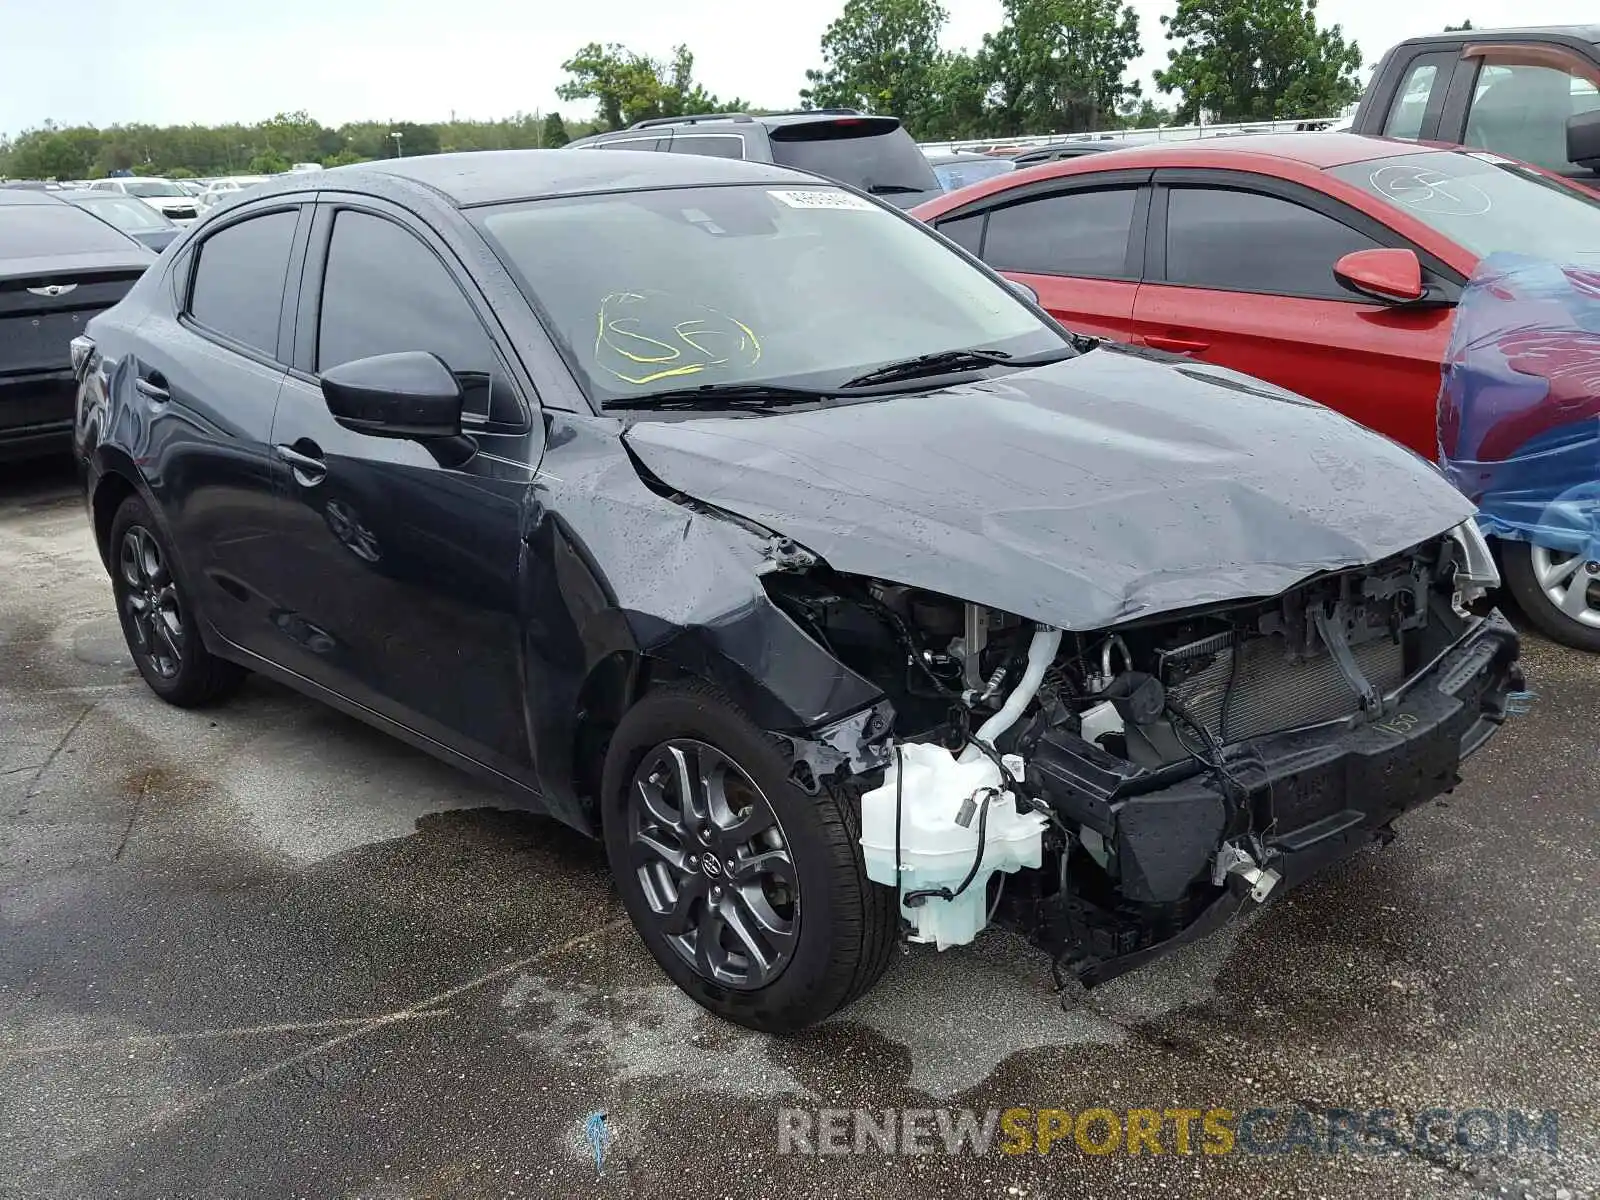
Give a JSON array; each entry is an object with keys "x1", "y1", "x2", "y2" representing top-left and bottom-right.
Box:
[
  {"x1": 557, "y1": 42, "x2": 744, "y2": 130},
  {"x1": 541, "y1": 112, "x2": 571, "y2": 147},
  {"x1": 1445, "y1": 20, "x2": 1474, "y2": 31},
  {"x1": 0, "y1": 111, "x2": 603, "y2": 179},
  {"x1": 258, "y1": 110, "x2": 327, "y2": 163},
  {"x1": 1155, "y1": 0, "x2": 1362, "y2": 123},
  {"x1": 248, "y1": 149, "x2": 291, "y2": 174},
  {"x1": 320, "y1": 147, "x2": 369, "y2": 167},
  {"x1": 923, "y1": 50, "x2": 996, "y2": 138},
  {"x1": 980, "y1": 0, "x2": 1145, "y2": 135},
  {"x1": 6, "y1": 122, "x2": 100, "y2": 179},
  {"x1": 1119, "y1": 97, "x2": 1174, "y2": 127},
  {"x1": 801, "y1": 0, "x2": 950, "y2": 133}
]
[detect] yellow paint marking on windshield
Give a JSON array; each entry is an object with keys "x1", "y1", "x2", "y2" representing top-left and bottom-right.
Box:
[
  {"x1": 594, "y1": 290, "x2": 763, "y2": 386},
  {"x1": 675, "y1": 316, "x2": 763, "y2": 366},
  {"x1": 605, "y1": 319, "x2": 683, "y2": 364}
]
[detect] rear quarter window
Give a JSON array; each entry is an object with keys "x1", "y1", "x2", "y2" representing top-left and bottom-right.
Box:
[
  {"x1": 983, "y1": 188, "x2": 1140, "y2": 279},
  {"x1": 672, "y1": 134, "x2": 745, "y2": 159},
  {"x1": 187, "y1": 209, "x2": 298, "y2": 355}
]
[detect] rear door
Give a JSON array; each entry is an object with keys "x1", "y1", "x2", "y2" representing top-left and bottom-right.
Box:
[
  {"x1": 931, "y1": 171, "x2": 1151, "y2": 342},
  {"x1": 120, "y1": 199, "x2": 308, "y2": 657},
  {"x1": 1130, "y1": 172, "x2": 1456, "y2": 456}
]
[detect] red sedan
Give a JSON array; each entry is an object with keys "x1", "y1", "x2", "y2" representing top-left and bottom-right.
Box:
[{"x1": 912, "y1": 133, "x2": 1600, "y2": 647}]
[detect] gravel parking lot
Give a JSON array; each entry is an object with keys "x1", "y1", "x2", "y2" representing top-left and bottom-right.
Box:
[{"x1": 3, "y1": 456, "x2": 1596, "y2": 1200}]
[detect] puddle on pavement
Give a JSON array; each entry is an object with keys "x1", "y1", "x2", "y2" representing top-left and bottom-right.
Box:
[{"x1": 500, "y1": 906, "x2": 1260, "y2": 1102}]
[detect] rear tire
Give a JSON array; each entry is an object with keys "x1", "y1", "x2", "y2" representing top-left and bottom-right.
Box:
[
  {"x1": 1500, "y1": 538, "x2": 1600, "y2": 652},
  {"x1": 600, "y1": 680, "x2": 896, "y2": 1034},
  {"x1": 109, "y1": 496, "x2": 247, "y2": 707}
]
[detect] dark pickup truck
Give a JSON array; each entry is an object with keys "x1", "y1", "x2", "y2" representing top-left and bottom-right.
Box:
[{"x1": 1352, "y1": 25, "x2": 1600, "y2": 184}]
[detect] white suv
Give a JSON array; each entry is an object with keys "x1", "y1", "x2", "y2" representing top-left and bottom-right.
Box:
[{"x1": 89, "y1": 178, "x2": 200, "y2": 224}]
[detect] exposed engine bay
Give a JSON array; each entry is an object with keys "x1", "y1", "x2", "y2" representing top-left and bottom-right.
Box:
[{"x1": 764, "y1": 524, "x2": 1522, "y2": 992}]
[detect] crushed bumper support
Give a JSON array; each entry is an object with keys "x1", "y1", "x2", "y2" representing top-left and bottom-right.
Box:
[{"x1": 1003, "y1": 613, "x2": 1522, "y2": 988}]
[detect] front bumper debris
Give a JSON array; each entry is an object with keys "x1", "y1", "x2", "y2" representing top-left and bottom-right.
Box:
[{"x1": 1002, "y1": 612, "x2": 1522, "y2": 987}]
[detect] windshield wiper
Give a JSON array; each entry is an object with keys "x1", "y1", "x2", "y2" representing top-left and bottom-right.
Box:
[
  {"x1": 839, "y1": 346, "x2": 1075, "y2": 390},
  {"x1": 864, "y1": 184, "x2": 927, "y2": 195},
  {"x1": 604, "y1": 382, "x2": 833, "y2": 411}
]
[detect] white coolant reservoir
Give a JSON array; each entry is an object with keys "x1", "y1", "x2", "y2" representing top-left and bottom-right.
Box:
[{"x1": 859, "y1": 742, "x2": 1047, "y2": 950}]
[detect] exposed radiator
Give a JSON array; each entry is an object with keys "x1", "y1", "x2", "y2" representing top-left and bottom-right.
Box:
[{"x1": 1162, "y1": 632, "x2": 1405, "y2": 744}]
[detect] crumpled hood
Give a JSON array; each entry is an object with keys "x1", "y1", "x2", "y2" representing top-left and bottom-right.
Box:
[{"x1": 623, "y1": 347, "x2": 1475, "y2": 630}]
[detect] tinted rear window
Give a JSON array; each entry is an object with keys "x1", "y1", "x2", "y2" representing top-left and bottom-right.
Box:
[
  {"x1": 672, "y1": 134, "x2": 746, "y2": 159},
  {"x1": 0, "y1": 203, "x2": 138, "y2": 258},
  {"x1": 189, "y1": 210, "x2": 298, "y2": 354},
  {"x1": 768, "y1": 120, "x2": 940, "y2": 196},
  {"x1": 984, "y1": 188, "x2": 1140, "y2": 278}
]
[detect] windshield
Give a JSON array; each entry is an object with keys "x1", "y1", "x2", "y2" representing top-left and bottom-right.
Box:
[
  {"x1": 767, "y1": 120, "x2": 941, "y2": 199},
  {"x1": 79, "y1": 195, "x2": 172, "y2": 231},
  {"x1": 932, "y1": 157, "x2": 1016, "y2": 192},
  {"x1": 123, "y1": 180, "x2": 186, "y2": 198},
  {"x1": 1329, "y1": 150, "x2": 1600, "y2": 261},
  {"x1": 0, "y1": 204, "x2": 139, "y2": 257},
  {"x1": 474, "y1": 183, "x2": 1067, "y2": 407}
]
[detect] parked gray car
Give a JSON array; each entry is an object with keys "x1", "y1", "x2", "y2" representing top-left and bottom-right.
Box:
[{"x1": 58, "y1": 189, "x2": 182, "y2": 252}]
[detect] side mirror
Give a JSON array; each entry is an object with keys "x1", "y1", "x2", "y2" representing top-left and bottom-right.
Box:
[
  {"x1": 1004, "y1": 276, "x2": 1040, "y2": 305},
  {"x1": 320, "y1": 351, "x2": 463, "y2": 440},
  {"x1": 1334, "y1": 248, "x2": 1426, "y2": 305},
  {"x1": 1568, "y1": 110, "x2": 1600, "y2": 171}
]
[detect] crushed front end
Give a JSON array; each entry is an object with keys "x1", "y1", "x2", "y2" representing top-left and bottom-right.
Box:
[{"x1": 764, "y1": 524, "x2": 1522, "y2": 993}]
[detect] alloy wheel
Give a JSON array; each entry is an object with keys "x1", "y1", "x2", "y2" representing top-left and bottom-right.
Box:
[
  {"x1": 1530, "y1": 546, "x2": 1600, "y2": 630},
  {"x1": 627, "y1": 739, "x2": 799, "y2": 990},
  {"x1": 119, "y1": 525, "x2": 185, "y2": 678}
]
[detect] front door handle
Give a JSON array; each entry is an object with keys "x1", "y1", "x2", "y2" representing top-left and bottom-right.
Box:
[
  {"x1": 1146, "y1": 333, "x2": 1211, "y2": 354},
  {"x1": 274, "y1": 442, "x2": 327, "y2": 486},
  {"x1": 134, "y1": 373, "x2": 169, "y2": 402}
]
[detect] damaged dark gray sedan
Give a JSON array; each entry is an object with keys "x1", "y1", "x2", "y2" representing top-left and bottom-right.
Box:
[{"x1": 71, "y1": 150, "x2": 1522, "y2": 1033}]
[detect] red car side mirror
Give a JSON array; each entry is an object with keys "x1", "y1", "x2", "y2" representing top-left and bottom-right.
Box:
[{"x1": 1334, "y1": 248, "x2": 1426, "y2": 305}]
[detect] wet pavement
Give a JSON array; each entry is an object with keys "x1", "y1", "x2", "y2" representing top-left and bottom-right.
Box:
[{"x1": 2, "y1": 456, "x2": 1596, "y2": 1199}]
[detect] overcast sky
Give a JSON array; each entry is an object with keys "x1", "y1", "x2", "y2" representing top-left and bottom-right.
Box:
[{"x1": 3, "y1": 0, "x2": 1595, "y2": 137}]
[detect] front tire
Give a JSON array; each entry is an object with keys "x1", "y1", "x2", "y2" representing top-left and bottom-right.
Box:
[
  {"x1": 109, "y1": 496, "x2": 246, "y2": 706},
  {"x1": 1500, "y1": 538, "x2": 1600, "y2": 652},
  {"x1": 600, "y1": 681, "x2": 896, "y2": 1034}
]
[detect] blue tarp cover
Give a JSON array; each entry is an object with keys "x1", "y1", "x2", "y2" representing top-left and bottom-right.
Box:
[{"x1": 1439, "y1": 252, "x2": 1600, "y2": 561}]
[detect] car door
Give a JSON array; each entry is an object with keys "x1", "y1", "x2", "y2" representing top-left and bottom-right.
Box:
[
  {"x1": 1441, "y1": 45, "x2": 1600, "y2": 183},
  {"x1": 930, "y1": 172, "x2": 1150, "y2": 342},
  {"x1": 1129, "y1": 173, "x2": 1457, "y2": 456},
  {"x1": 126, "y1": 200, "x2": 308, "y2": 659},
  {"x1": 265, "y1": 198, "x2": 544, "y2": 774}
]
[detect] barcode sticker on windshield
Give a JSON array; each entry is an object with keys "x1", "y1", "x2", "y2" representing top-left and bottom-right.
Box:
[{"x1": 768, "y1": 189, "x2": 876, "y2": 211}]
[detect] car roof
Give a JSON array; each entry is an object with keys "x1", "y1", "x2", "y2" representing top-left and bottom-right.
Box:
[
  {"x1": 1027, "y1": 133, "x2": 1440, "y2": 172},
  {"x1": 909, "y1": 133, "x2": 1488, "y2": 221},
  {"x1": 310, "y1": 148, "x2": 820, "y2": 207},
  {"x1": 1394, "y1": 24, "x2": 1600, "y2": 45}
]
